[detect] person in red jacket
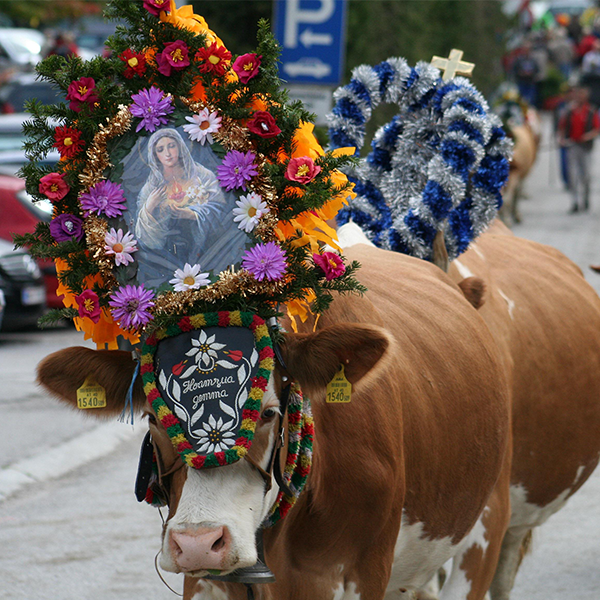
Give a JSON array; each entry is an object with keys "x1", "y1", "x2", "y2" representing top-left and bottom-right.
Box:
[{"x1": 558, "y1": 86, "x2": 600, "y2": 213}]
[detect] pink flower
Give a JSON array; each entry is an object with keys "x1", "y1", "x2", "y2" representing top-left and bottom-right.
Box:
[
  {"x1": 313, "y1": 252, "x2": 346, "y2": 281},
  {"x1": 39, "y1": 172, "x2": 69, "y2": 201},
  {"x1": 285, "y1": 156, "x2": 321, "y2": 184},
  {"x1": 247, "y1": 111, "x2": 281, "y2": 138},
  {"x1": 75, "y1": 289, "x2": 101, "y2": 323},
  {"x1": 143, "y1": 0, "x2": 169, "y2": 16},
  {"x1": 232, "y1": 53, "x2": 261, "y2": 84},
  {"x1": 156, "y1": 41, "x2": 190, "y2": 76},
  {"x1": 104, "y1": 228, "x2": 138, "y2": 266},
  {"x1": 66, "y1": 77, "x2": 98, "y2": 112}
]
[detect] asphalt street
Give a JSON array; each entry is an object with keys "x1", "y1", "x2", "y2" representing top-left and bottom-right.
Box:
[{"x1": 1, "y1": 116, "x2": 600, "y2": 599}]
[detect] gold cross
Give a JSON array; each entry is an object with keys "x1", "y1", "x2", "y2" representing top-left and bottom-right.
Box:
[{"x1": 431, "y1": 49, "x2": 475, "y2": 81}]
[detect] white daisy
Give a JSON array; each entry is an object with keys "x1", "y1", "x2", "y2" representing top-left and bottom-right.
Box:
[
  {"x1": 170, "y1": 263, "x2": 211, "y2": 292},
  {"x1": 185, "y1": 328, "x2": 226, "y2": 368},
  {"x1": 183, "y1": 108, "x2": 222, "y2": 145},
  {"x1": 104, "y1": 228, "x2": 138, "y2": 266},
  {"x1": 194, "y1": 414, "x2": 236, "y2": 454},
  {"x1": 232, "y1": 192, "x2": 270, "y2": 233}
]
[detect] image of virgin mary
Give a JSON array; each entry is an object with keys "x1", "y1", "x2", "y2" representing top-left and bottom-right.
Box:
[{"x1": 132, "y1": 128, "x2": 248, "y2": 289}]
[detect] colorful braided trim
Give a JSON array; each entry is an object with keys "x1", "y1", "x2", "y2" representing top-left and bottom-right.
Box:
[{"x1": 141, "y1": 311, "x2": 274, "y2": 469}]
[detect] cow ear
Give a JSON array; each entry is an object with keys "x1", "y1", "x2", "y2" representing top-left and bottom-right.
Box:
[
  {"x1": 280, "y1": 323, "x2": 392, "y2": 391},
  {"x1": 37, "y1": 347, "x2": 146, "y2": 418}
]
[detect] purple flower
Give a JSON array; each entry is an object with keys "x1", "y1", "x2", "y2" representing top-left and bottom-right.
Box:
[
  {"x1": 242, "y1": 241, "x2": 287, "y2": 281},
  {"x1": 109, "y1": 284, "x2": 155, "y2": 330},
  {"x1": 217, "y1": 150, "x2": 259, "y2": 191},
  {"x1": 129, "y1": 86, "x2": 174, "y2": 133},
  {"x1": 49, "y1": 214, "x2": 84, "y2": 243},
  {"x1": 79, "y1": 181, "x2": 127, "y2": 218}
]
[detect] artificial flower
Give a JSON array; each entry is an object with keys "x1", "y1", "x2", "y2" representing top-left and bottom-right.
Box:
[
  {"x1": 232, "y1": 53, "x2": 261, "y2": 84},
  {"x1": 109, "y1": 284, "x2": 155, "y2": 330},
  {"x1": 195, "y1": 414, "x2": 235, "y2": 454},
  {"x1": 242, "y1": 241, "x2": 286, "y2": 281},
  {"x1": 183, "y1": 108, "x2": 221, "y2": 144},
  {"x1": 119, "y1": 49, "x2": 146, "y2": 78},
  {"x1": 217, "y1": 150, "x2": 258, "y2": 191},
  {"x1": 196, "y1": 42, "x2": 232, "y2": 76},
  {"x1": 156, "y1": 40, "x2": 190, "y2": 76},
  {"x1": 104, "y1": 228, "x2": 138, "y2": 267},
  {"x1": 143, "y1": 0, "x2": 169, "y2": 16},
  {"x1": 66, "y1": 77, "x2": 98, "y2": 112},
  {"x1": 313, "y1": 252, "x2": 346, "y2": 281},
  {"x1": 49, "y1": 213, "x2": 84, "y2": 243},
  {"x1": 169, "y1": 263, "x2": 211, "y2": 291},
  {"x1": 232, "y1": 192, "x2": 269, "y2": 233},
  {"x1": 39, "y1": 172, "x2": 69, "y2": 201},
  {"x1": 224, "y1": 350, "x2": 243, "y2": 362},
  {"x1": 75, "y1": 289, "x2": 101, "y2": 323},
  {"x1": 285, "y1": 156, "x2": 322, "y2": 184},
  {"x1": 53, "y1": 126, "x2": 85, "y2": 159},
  {"x1": 79, "y1": 180, "x2": 127, "y2": 218},
  {"x1": 129, "y1": 86, "x2": 174, "y2": 133},
  {"x1": 247, "y1": 111, "x2": 281, "y2": 138}
]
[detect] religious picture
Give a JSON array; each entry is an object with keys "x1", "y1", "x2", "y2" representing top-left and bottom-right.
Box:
[{"x1": 119, "y1": 126, "x2": 249, "y2": 290}]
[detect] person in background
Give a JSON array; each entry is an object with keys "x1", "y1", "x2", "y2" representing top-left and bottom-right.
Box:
[
  {"x1": 47, "y1": 33, "x2": 79, "y2": 59},
  {"x1": 553, "y1": 84, "x2": 575, "y2": 191},
  {"x1": 558, "y1": 85, "x2": 600, "y2": 213},
  {"x1": 512, "y1": 41, "x2": 540, "y2": 107}
]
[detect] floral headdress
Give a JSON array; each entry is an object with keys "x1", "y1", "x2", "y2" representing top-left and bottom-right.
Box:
[{"x1": 17, "y1": 0, "x2": 362, "y2": 349}]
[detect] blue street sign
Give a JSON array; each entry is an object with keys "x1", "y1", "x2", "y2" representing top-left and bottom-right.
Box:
[{"x1": 273, "y1": 0, "x2": 347, "y2": 86}]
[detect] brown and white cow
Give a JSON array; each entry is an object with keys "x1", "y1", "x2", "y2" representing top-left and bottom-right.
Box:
[
  {"x1": 448, "y1": 220, "x2": 600, "y2": 599},
  {"x1": 38, "y1": 245, "x2": 512, "y2": 600}
]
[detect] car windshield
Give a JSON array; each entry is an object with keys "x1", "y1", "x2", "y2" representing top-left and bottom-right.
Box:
[
  {"x1": 0, "y1": 134, "x2": 25, "y2": 152},
  {"x1": 16, "y1": 189, "x2": 52, "y2": 222},
  {"x1": 2, "y1": 33, "x2": 42, "y2": 57}
]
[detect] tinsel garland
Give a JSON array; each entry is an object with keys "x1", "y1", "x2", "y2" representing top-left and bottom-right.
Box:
[{"x1": 327, "y1": 58, "x2": 513, "y2": 261}]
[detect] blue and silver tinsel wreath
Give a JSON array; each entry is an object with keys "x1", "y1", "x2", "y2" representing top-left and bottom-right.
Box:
[{"x1": 327, "y1": 58, "x2": 513, "y2": 260}]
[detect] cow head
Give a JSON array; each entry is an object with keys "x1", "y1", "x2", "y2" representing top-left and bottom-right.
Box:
[{"x1": 37, "y1": 321, "x2": 390, "y2": 578}]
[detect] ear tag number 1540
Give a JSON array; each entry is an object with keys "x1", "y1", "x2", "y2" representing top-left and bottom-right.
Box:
[
  {"x1": 77, "y1": 376, "x2": 107, "y2": 409},
  {"x1": 326, "y1": 364, "x2": 352, "y2": 403}
]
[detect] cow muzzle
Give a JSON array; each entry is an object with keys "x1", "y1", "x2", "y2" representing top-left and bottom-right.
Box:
[{"x1": 168, "y1": 525, "x2": 234, "y2": 573}]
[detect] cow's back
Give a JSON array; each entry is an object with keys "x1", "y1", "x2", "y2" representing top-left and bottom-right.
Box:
[{"x1": 453, "y1": 224, "x2": 600, "y2": 514}]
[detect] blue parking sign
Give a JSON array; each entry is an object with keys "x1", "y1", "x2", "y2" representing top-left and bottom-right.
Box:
[{"x1": 273, "y1": 0, "x2": 347, "y2": 86}]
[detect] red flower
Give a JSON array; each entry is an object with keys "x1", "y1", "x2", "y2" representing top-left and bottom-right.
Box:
[
  {"x1": 53, "y1": 126, "x2": 85, "y2": 159},
  {"x1": 247, "y1": 111, "x2": 281, "y2": 138},
  {"x1": 172, "y1": 360, "x2": 187, "y2": 376},
  {"x1": 225, "y1": 350, "x2": 244, "y2": 362},
  {"x1": 232, "y1": 53, "x2": 261, "y2": 84},
  {"x1": 313, "y1": 252, "x2": 346, "y2": 281},
  {"x1": 75, "y1": 290, "x2": 101, "y2": 323},
  {"x1": 196, "y1": 42, "x2": 232, "y2": 76},
  {"x1": 284, "y1": 156, "x2": 321, "y2": 184},
  {"x1": 143, "y1": 0, "x2": 169, "y2": 16},
  {"x1": 156, "y1": 40, "x2": 190, "y2": 76},
  {"x1": 66, "y1": 77, "x2": 98, "y2": 112},
  {"x1": 39, "y1": 172, "x2": 69, "y2": 201},
  {"x1": 119, "y1": 49, "x2": 147, "y2": 79}
]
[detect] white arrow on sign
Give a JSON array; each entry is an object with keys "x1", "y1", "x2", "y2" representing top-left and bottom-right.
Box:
[
  {"x1": 284, "y1": 0, "x2": 335, "y2": 48},
  {"x1": 299, "y1": 28, "x2": 333, "y2": 48},
  {"x1": 283, "y1": 58, "x2": 332, "y2": 79}
]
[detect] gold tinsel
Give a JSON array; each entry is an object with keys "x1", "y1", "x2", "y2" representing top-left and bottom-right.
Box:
[
  {"x1": 153, "y1": 269, "x2": 285, "y2": 316},
  {"x1": 78, "y1": 105, "x2": 132, "y2": 190},
  {"x1": 83, "y1": 216, "x2": 117, "y2": 287}
]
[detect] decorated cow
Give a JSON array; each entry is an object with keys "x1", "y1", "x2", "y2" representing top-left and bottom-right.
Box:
[
  {"x1": 330, "y1": 57, "x2": 600, "y2": 600},
  {"x1": 17, "y1": 2, "x2": 522, "y2": 600}
]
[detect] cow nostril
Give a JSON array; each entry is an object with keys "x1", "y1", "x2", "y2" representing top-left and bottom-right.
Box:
[{"x1": 211, "y1": 534, "x2": 225, "y2": 552}]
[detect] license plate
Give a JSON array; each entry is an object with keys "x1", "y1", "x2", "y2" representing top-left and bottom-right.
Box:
[{"x1": 21, "y1": 286, "x2": 46, "y2": 306}]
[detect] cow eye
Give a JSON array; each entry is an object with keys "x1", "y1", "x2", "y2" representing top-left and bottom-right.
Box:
[
  {"x1": 147, "y1": 414, "x2": 157, "y2": 425},
  {"x1": 261, "y1": 407, "x2": 277, "y2": 421}
]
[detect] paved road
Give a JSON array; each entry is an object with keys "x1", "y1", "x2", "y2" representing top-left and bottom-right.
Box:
[{"x1": 1, "y1": 117, "x2": 600, "y2": 599}]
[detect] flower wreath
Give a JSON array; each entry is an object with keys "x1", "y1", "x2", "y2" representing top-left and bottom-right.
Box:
[
  {"x1": 17, "y1": 0, "x2": 362, "y2": 348},
  {"x1": 327, "y1": 58, "x2": 513, "y2": 261}
]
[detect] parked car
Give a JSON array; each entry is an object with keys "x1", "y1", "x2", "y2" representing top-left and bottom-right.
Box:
[
  {"x1": 0, "y1": 286, "x2": 5, "y2": 331},
  {"x1": 0, "y1": 73, "x2": 65, "y2": 114},
  {"x1": 0, "y1": 28, "x2": 45, "y2": 70},
  {"x1": 0, "y1": 171, "x2": 61, "y2": 309},
  {"x1": 0, "y1": 236, "x2": 46, "y2": 330}
]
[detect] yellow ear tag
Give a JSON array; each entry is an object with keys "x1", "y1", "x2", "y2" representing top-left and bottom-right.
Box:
[
  {"x1": 326, "y1": 364, "x2": 352, "y2": 403},
  {"x1": 76, "y1": 376, "x2": 107, "y2": 409}
]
